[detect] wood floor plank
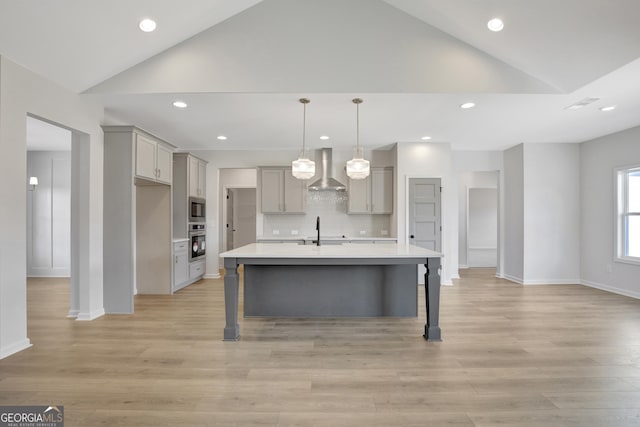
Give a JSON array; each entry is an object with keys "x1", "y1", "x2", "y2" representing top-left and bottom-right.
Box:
[{"x1": 1, "y1": 269, "x2": 640, "y2": 426}]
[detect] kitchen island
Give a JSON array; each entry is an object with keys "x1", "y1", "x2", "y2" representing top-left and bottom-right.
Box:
[{"x1": 219, "y1": 243, "x2": 442, "y2": 341}]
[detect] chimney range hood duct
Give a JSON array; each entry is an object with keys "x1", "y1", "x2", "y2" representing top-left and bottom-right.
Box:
[{"x1": 308, "y1": 148, "x2": 346, "y2": 191}]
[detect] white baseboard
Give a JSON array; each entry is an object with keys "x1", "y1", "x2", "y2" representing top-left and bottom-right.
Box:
[
  {"x1": 67, "y1": 310, "x2": 79, "y2": 318},
  {"x1": 458, "y1": 265, "x2": 469, "y2": 269},
  {"x1": 27, "y1": 274, "x2": 71, "y2": 278},
  {"x1": 582, "y1": 279, "x2": 640, "y2": 300},
  {"x1": 503, "y1": 274, "x2": 580, "y2": 285},
  {"x1": 0, "y1": 338, "x2": 32, "y2": 360},
  {"x1": 204, "y1": 273, "x2": 221, "y2": 279},
  {"x1": 503, "y1": 274, "x2": 524, "y2": 284},
  {"x1": 76, "y1": 308, "x2": 105, "y2": 321},
  {"x1": 522, "y1": 278, "x2": 581, "y2": 285}
]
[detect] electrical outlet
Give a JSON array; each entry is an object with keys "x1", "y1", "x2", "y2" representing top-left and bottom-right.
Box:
[
  {"x1": 291, "y1": 230, "x2": 299, "y2": 235},
  {"x1": 381, "y1": 230, "x2": 388, "y2": 236},
  {"x1": 272, "y1": 230, "x2": 280, "y2": 235},
  {"x1": 360, "y1": 230, "x2": 366, "y2": 235}
]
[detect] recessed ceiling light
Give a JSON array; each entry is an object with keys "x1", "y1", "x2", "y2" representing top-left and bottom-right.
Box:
[
  {"x1": 217, "y1": 135, "x2": 228, "y2": 140},
  {"x1": 421, "y1": 136, "x2": 432, "y2": 140},
  {"x1": 138, "y1": 18, "x2": 157, "y2": 32},
  {"x1": 172, "y1": 100, "x2": 187, "y2": 108},
  {"x1": 487, "y1": 18, "x2": 504, "y2": 32},
  {"x1": 319, "y1": 135, "x2": 330, "y2": 140},
  {"x1": 600, "y1": 105, "x2": 616, "y2": 112},
  {"x1": 460, "y1": 102, "x2": 476, "y2": 109}
]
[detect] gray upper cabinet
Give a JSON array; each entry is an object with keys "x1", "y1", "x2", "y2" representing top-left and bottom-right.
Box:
[
  {"x1": 188, "y1": 155, "x2": 207, "y2": 198},
  {"x1": 347, "y1": 176, "x2": 370, "y2": 214},
  {"x1": 135, "y1": 133, "x2": 173, "y2": 185},
  {"x1": 260, "y1": 167, "x2": 305, "y2": 214},
  {"x1": 348, "y1": 167, "x2": 393, "y2": 214},
  {"x1": 371, "y1": 167, "x2": 393, "y2": 214}
]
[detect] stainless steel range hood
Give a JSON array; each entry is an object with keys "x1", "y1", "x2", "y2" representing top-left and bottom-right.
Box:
[{"x1": 308, "y1": 148, "x2": 346, "y2": 191}]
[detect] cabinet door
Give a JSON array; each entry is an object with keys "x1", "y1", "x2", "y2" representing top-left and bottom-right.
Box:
[
  {"x1": 156, "y1": 144, "x2": 173, "y2": 185},
  {"x1": 371, "y1": 168, "x2": 393, "y2": 214},
  {"x1": 197, "y1": 160, "x2": 206, "y2": 198},
  {"x1": 135, "y1": 134, "x2": 157, "y2": 180},
  {"x1": 188, "y1": 156, "x2": 200, "y2": 197},
  {"x1": 189, "y1": 260, "x2": 205, "y2": 280},
  {"x1": 347, "y1": 176, "x2": 371, "y2": 213},
  {"x1": 174, "y1": 251, "x2": 189, "y2": 287},
  {"x1": 283, "y1": 168, "x2": 305, "y2": 213},
  {"x1": 261, "y1": 168, "x2": 284, "y2": 213}
]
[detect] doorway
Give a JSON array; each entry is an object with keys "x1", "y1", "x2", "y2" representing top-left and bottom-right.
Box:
[
  {"x1": 26, "y1": 117, "x2": 72, "y2": 277},
  {"x1": 226, "y1": 188, "x2": 257, "y2": 250},
  {"x1": 25, "y1": 114, "x2": 87, "y2": 319},
  {"x1": 466, "y1": 187, "x2": 498, "y2": 267}
]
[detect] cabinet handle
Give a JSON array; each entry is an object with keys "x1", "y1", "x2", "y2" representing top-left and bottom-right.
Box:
[
  {"x1": 175, "y1": 256, "x2": 178, "y2": 264},
  {"x1": 158, "y1": 169, "x2": 161, "y2": 178}
]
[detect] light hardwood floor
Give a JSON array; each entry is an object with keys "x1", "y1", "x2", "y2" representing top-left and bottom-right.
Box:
[{"x1": 2, "y1": 270, "x2": 640, "y2": 426}]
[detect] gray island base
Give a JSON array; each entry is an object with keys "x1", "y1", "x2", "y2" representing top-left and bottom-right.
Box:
[{"x1": 220, "y1": 243, "x2": 442, "y2": 341}]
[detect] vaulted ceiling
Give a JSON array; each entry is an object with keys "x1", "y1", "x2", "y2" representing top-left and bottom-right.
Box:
[{"x1": 2, "y1": 0, "x2": 640, "y2": 151}]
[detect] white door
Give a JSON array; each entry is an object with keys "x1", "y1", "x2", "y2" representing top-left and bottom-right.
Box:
[{"x1": 408, "y1": 178, "x2": 441, "y2": 251}]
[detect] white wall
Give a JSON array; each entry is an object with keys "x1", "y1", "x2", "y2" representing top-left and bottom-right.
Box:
[
  {"x1": 0, "y1": 56, "x2": 104, "y2": 359},
  {"x1": 27, "y1": 151, "x2": 71, "y2": 277},
  {"x1": 503, "y1": 144, "x2": 525, "y2": 282},
  {"x1": 581, "y1": 125, "x2": 640, "y2": 298},
  {"x1": 503, "y1": 143, "x2": 581, "y2": 284},
  {"x1": 396, "y1": 142, "x2": 457, "y2": 285},
  {"x1": 523, "y1": 143, "x2": 581, "y2": 284}
]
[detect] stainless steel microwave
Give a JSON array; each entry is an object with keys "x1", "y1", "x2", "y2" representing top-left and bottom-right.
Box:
[{"x1": 189, "y1": 197, "x2": 206, "y2": 222}]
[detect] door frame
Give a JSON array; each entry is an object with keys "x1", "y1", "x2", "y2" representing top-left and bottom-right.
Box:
[
  {"x1": 220, "y1": 184, "x2": 256, "y2": 255},
  {"x1": 405, "y1": 175, "x2": 446, "y2": 284}
]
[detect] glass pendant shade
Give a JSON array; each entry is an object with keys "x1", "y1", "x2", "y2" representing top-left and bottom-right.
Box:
[
  {"x1": 292, "y1": 156, "x2": 315, "y2": 179},
  {"x1": 347, "y1": 98, "x2": 370, "y2": 179},
  {"x1": 292, "y1": 98, "x2": 315, "y2": 180},
  {"x1": 346, "y1": 151, "x2": 370, "y2": 180}
]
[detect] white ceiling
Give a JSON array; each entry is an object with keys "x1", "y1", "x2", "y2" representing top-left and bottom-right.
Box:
[{"x1": 3, "y1": 0, "x2": 640, "y2": 152}]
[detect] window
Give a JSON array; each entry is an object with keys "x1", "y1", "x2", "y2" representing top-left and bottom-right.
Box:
[{"x1": 616, "y1": 165, "x2": 640, "y2": 263}]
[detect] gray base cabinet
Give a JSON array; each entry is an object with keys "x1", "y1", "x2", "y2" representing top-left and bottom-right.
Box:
[{"x1": 173, "y1": 240, "x2": 189, "y2": 291}]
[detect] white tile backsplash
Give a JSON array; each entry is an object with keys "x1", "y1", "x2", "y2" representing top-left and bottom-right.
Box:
[{"x1": 263, "y1": 191, "x2": 391, "y2": 237}]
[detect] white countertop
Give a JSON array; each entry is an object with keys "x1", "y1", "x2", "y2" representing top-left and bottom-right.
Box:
[
  {"x1": 220, "y1": 243, "x2": 441, "y2": 259},
  {"x1": 256, "y1": 236, "x2": 397, "y2": 241},
  {"x1": 172, "y1": 238, "x2": 189, "y2": 243}
]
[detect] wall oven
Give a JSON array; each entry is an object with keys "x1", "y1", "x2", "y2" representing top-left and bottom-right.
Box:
[
  {"x1": 189, "y1": 224, "x2": 206, "y2": 262},
  {"x1": 189, "y1": 197, "x2": 206, "y2": 223}
]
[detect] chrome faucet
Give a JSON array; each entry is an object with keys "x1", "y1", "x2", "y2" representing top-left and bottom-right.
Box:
[{"x1": 315, "y1": 216, "x2": 320, "y2": 246}]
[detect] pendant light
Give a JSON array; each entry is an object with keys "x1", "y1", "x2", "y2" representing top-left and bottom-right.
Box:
[
  {"x1": 346, "y1": 98, "x2": 370, "y2": 179},
  {"x1": 291, "y1": 98, "x2": 316, "y2": 180}
]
